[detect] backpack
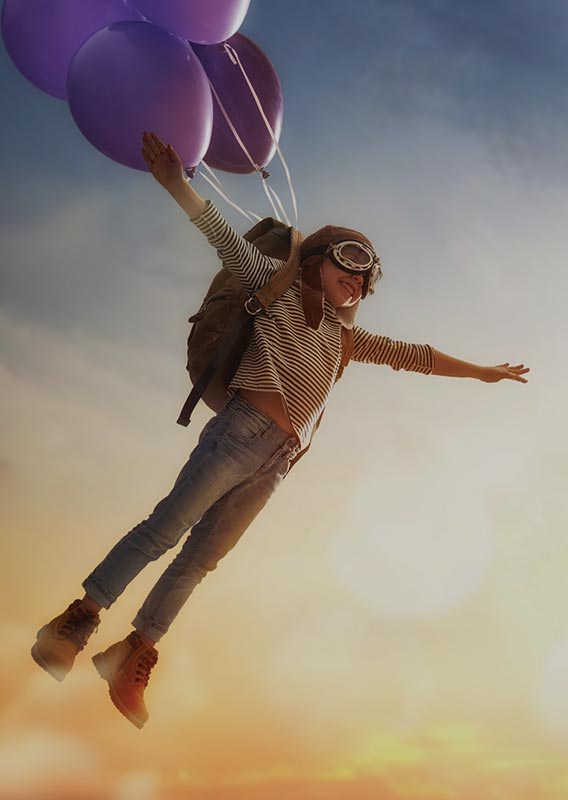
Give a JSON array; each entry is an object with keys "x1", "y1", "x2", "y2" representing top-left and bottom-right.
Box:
[{"x1": 176, "y1": 217, "x2": 354, "y2": 449}]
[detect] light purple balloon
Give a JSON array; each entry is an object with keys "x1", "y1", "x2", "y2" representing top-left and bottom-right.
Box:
[
  {"x1": 67, "y1": 21, "x2": 213, "y2": 172},
  {"x1": 131, "y1": 0, "x2": 250, "y2": 45},
  {"x1": 1, "y1": 0, "x2": 144, "y2": 99},
  {"x1": 193, "y1": 34, "x2": 283, "y2": 175}
]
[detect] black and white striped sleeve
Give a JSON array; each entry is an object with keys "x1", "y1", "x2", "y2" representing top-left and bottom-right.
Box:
[
  {"x1": 191, "y1": 200, "x2": 284, "y2": 292},
  {"x1": 352, "y1": 327, "x2": 435, "y2": 374}
]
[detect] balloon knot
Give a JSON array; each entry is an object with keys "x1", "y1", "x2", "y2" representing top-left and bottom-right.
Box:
[
  {"x1": 223, "y1": 43, "x2": 238, "y2": 65},
  {"x1": 184, "y1": 166, "x2": 196, "y2": 180},
  {"x1": 260, "y1": 168, "x2": 270, "y2": 180}
]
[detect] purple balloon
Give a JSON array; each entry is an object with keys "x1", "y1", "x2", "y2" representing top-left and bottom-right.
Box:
[
  {"x1": 192, "y1": 34, "x2": 283, "y2": 175},
  {"x1": 67, "y1": 21, "x2": 213, "y2": 172},
  {"x1": 131, "y1": 0, "x2": 250, "y2": 45},
  {"x1": 1, "y1": 0, "x2": 144, "y2": 99}
]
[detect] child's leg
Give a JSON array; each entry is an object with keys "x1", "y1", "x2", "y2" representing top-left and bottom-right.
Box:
[
  {"x1": 88, "y1": 407, "x2": 298, "y2": 728},
  {"x1": 81, "y1": 396, "x2": 296, "y2": 611},
  {"x1": 131, "y1": 431, "x2": 299, "y2": 642}
]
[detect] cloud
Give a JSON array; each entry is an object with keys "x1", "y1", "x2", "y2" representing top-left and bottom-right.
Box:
[
  {"x1": 0, "y1": 727, "x2": 100, "y2": 795},
  {"x1": 0, "y1": 182, "x2": 217, "y2": 345},
  {"x1": 113, "y1": 770, "x2": 161, "y2": 800}
]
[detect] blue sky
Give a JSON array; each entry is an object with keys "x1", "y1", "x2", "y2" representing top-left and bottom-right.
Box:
[
  {"x1": 2, "y1": 5, "x2": 568, "y2": 797},
  {"x1": 2, "y1": 0, "x2": 567, "y2": 345}
]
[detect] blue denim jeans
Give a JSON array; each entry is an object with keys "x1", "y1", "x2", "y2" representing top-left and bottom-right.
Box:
[{"x1": 82, "y1": 395, "x2": 300, "y2": 642}]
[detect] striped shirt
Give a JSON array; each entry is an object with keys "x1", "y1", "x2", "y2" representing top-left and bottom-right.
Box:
[{"x1": 192, "y1": 201, "x2": 435, "y2": 449}]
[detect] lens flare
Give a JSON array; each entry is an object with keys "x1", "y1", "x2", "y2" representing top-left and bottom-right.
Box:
[{"x1": 329, "y1": 478, "x2": 495, "y2": 619}]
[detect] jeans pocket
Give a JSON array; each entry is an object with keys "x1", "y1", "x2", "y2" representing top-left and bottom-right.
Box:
[
  {"x1": 226, "y1": 405, "x2": 272, "y2": 444},
  {"x1": 198, "y1": 414, "x2": 223, "y2": 445}
]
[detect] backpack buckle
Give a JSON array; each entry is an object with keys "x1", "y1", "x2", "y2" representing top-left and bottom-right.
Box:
[{"x1": 244, "y1": 296, "x2": 264, "y2": 315}]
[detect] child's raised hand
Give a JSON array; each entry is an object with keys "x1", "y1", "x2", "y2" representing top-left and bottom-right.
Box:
[
  {"x1": 142, "y1": 131, "x2": 185, "y2": 191},
  {"x1": 480, "y1": 363, "x2": 530, "y2": 383}
]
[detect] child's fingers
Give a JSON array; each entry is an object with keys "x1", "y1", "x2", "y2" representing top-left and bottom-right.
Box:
[
  {"x1": 150, "y1": 131, "x2": 167, "y2": 153},
  {"x1": 167, "y1": 144, "x2": 181, "y2": 164},
  {"x1": 143, "y1": 130, "x2": 161, "y2": 158}
]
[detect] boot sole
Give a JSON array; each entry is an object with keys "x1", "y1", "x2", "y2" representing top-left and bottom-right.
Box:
[
  {"x1": 92, "y1": 652, "x2": 146, "y2": 730},
  {"x1": 31, "y1": 628, "x2": 67, "y2": 683}
]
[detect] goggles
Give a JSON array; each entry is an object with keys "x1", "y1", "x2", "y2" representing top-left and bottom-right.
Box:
[
  {"x1": 302, "y1": 240, "x2": 383, "y2": 296},
  {"x1": 327, "y1": 240, "x2": 381, "y2": 280}
]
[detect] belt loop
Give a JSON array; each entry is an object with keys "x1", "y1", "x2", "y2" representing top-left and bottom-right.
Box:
[{"x1": 286, "y1": 438, "x2": 299, "y2": 456}]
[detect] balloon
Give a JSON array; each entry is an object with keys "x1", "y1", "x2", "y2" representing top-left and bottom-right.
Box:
[
  {"x1": 131, "y1": 0, "x2": 250, "y2": 45},
  {"x1": 1, "y1": 0, "x2": 144, "y2": 99},
  {"x1": 192, "y1": 34, "x2": 283, "y2": 175},
  {"x1": 67, "y1": 21, "x2": 213, "y2": 172}
]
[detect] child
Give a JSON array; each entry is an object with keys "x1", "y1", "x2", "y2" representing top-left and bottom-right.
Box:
[{"x1": 31, "y1": 131, "x2": 530, "y2": 729}]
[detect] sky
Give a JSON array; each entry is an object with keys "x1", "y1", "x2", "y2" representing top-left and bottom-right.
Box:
[{"x1": 1, "y1": 1, "x2": 568, "y2": 799}]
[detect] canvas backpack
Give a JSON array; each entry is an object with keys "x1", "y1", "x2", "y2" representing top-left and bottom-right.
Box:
[{"x1": 176, "y1": 217, "x2": 354, "y2": 443}]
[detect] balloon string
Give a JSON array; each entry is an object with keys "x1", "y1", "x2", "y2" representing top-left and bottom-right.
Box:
[
  {"x1": 223, "y1": 42, "x2": 299, "y2": 229},
  {"x1": 200, "y1": 161, "x2": 262, "y2": 221},
  {"x1": 197, "y1": 168, "x2": 261, "y2": 223},
  {"x1": 200, "y1": 160, "x2": 224, "y2": 189},
  {"x1": 261, "y1": 178, "x2": 282, "y2": 221},
  {"x1": 266, "y1": 183, "x2": 291, "y2": 227},
  {"x1": 206, "y1": 77, "x2": 284, "y2": 221},
  {"x1": 206, "y1": 79, "x2": 263, "y2": 178}
]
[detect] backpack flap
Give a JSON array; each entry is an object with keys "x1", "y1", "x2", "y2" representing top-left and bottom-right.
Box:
[{"x1": 177, "y1": 219, "x2": 302, "y2": 426}]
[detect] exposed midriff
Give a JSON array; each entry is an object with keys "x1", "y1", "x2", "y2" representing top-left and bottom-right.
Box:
[{"x1": 238, "y1": 388, "x2": 299, "y2": 442}]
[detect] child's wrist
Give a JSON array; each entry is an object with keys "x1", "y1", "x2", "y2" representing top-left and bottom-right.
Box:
[{"x1": 166, "y1": 178, "x2": 188, "y2": 197}]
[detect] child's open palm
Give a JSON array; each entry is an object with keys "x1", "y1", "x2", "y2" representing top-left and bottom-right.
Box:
[{"x1": 142, "y1": 131, "x2": 184, "y2": 191}]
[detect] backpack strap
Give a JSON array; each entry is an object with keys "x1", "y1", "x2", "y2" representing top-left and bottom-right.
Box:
[
  {"x1": 253, "y1": 226, "x2": 303, "y2": 309},
  {"x1": 176, "y1": 306, "x2": 254, "y2": 426},
  {"x1": 176, "y1": 224, "x2": 302, "y2": 428}
]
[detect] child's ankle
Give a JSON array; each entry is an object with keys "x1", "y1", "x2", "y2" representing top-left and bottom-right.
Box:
[
  {"x1": 135, "y1": 629, "x2": 157, "y2": 649},
  {"x1": 81, "y1": 593, "x2": 102, "y2": 614}
]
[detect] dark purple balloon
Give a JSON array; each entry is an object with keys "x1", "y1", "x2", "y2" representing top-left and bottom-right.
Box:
[
  {"x1": 67, "y1": 21, "x2": 213, "y2": 172},
  {"x1": 1, "y1": 0, "x2": 144, "y2": 99},
  {"x1": 193, "y1": 34, "x2": 283, "y2": 175},
  {"x1": 132, "y1": 0, "x2": 250, "y2": 45}
]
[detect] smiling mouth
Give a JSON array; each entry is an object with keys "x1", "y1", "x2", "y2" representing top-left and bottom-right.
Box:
[{"x1": 339, "y1": 278, "x2": 359, "y2": 298}]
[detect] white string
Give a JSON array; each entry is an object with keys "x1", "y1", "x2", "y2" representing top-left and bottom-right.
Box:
[
  {"x1": 200, "y1": 160, "x2": 224, "y2": 189},
  {"x1": 261, "y1": 179, "x2": 282, "y2": 221},
  {"x1": 206, "y1": 76, "x2": 285, "y2": 221},
  {"x1": 197, "y1": 170, "x2": 259, "y2": 223},
  {"x1": 206, "y1": 79, "x2": 260, "y2": 175},
  {"x1": 224, "y1": 42, "x2": 299, "y2": 229},
  {"x1": 266, "y1": 183, "x2": 291, "y2": 226},
  {"x1": 201, "y1": 161, "x2": 262, "y2": 222}
]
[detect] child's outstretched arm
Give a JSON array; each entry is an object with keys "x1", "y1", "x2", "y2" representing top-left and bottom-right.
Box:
[
  {"x1": 141, "y1": 131, "x2": 283, "y2": 292},
  {"x1": 142, "y1": 130, "x2": 207, "y2": 219},
  {"x1": 431, "y1": 349, "x2": 530, "y2": 383},
  {"x1": 351, "y1": 329, "x2": 530, "y2": 384}
]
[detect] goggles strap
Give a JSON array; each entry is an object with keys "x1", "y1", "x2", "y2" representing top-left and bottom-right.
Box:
[{"x1": 300, "y1": 245, "x2": 328, "y2": 261}]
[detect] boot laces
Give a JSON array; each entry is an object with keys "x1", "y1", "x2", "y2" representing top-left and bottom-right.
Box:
[
  {"x1": 61, "y1": 603, "x2": 99, "y2": 651},
  {"x1": 135, "y1": 649, "x2": 158, "y2": 687}
]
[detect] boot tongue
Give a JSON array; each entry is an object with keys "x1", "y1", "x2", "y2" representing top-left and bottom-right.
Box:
[
  {"x1": 127, "y1": 631, "x2": 145, "y2": 649},
  {"x1": 128, "y1": 631, "x2": 158, "y2": 655},
  {"x1": 62, "y1": 605, "x2": 99, "y2": 649}
]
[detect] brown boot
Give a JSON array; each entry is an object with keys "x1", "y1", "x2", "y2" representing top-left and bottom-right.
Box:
[
  {"x1": 92, "y1": 632, "x2": 158, "y2": 729},
  {"x1": 31, "y1": 599, "x2": 101, "y2": 682}
]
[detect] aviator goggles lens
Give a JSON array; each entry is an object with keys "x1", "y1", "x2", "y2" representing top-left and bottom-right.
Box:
[{"x1": 326, "y1": 240, "x2": 383, "y2": 292}]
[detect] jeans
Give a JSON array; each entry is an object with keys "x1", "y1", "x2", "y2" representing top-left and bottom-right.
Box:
[{"x1": 82, "y1": 395, "x2": 300, "y2": 642}]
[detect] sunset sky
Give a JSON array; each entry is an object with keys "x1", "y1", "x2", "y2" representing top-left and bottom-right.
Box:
[{"x1": 2, "y1": 1, "x2": 568, "y2": 799}]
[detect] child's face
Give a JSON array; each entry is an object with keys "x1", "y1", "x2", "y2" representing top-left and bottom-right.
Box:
[{"x1": 321, "y1": 258, "x2": 364, "y2": 308}]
